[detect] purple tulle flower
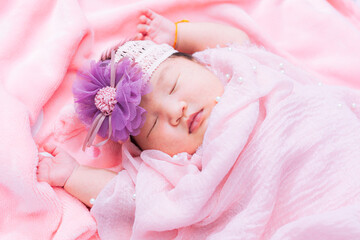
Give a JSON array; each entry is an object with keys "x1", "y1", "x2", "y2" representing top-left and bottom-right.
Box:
[{"x1": 73, "y1": 57, "x2": 150, "y2": 145}]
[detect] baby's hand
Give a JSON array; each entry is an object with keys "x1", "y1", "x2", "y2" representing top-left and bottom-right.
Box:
[
  {"x1": 37, "y1": 143, "x2": 79, "y2": 187},
  {"x1": 136, "y1": 9, "x2": 175, "y2": 46}
]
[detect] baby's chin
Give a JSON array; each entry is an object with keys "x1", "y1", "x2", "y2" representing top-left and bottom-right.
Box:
[
  {"x1": 160, "y1": 138, "x2": 202, "y2": 157},
  {"x1": 172, "y1": 131, "x2": 207, "y2": 156}
]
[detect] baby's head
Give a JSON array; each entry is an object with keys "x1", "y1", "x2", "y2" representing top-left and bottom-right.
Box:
[{"x1": 74, "y1": 40, "x2": 223, "y2": 156}]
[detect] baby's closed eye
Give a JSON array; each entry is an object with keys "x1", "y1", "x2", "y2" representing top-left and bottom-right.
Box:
[{"x1": 170, "y1": 74, "x2": 180, "y2": 94}]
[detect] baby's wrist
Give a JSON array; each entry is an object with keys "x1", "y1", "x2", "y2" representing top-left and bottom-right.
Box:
[
  {"x1": 63, "y1": 163, "x2": 80, "y2": 189},
  {"x1": 173, "y1": 20, "x2": 189, "y2": 49}
]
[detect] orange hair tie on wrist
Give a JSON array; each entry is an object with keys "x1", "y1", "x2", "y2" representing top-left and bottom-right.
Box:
[{"x1": 173, "y1": 20, "x2": 189, "y2": 49}]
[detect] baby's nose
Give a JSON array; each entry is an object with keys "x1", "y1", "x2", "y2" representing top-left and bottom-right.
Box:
[{"x1": 168, "y1": 100, "x2": 187, "y2": 126}]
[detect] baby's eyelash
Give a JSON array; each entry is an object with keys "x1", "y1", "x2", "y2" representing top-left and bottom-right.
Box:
[
  {"x1": 170, "y1": 80, "x2": 177, "y2": 94},
  {"x1": 170, "y1": 74, "x2": 180, "y2": 94},
  {"x1": 147, "y1": 117, "x2": 158, "y2": 138}
]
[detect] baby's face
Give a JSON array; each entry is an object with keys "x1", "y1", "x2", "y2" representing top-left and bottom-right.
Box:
[{"x1": 133, "y1": 56, "x2": 224, "y2": 156}]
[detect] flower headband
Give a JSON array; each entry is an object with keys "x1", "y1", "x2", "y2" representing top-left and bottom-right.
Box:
[{"x1": 73, "y1": 40, "x2": 177, "y2": 150}]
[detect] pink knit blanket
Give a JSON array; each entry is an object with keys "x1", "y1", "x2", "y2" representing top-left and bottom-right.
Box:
[{"x1": 1, "y1": 0, "x2": 359, "y2": 239}]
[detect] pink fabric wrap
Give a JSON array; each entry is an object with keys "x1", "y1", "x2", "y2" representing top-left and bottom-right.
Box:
[
  {"x1": 92, "y1": 45, "x2": 360, "y2": 239},
  {"x1": 1, "y1": 0, "x2": 360, "y2": 239}
]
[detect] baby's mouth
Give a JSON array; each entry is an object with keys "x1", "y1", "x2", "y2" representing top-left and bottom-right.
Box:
[{"x1": 187, "y1": 109, "x2": 204, "y2": 134}]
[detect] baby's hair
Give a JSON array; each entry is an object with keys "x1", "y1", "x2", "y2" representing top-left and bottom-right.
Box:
[
  {"x1": 130, "y1": 135, "x2": 142, "y2": 150},
  {"x1": 169, "y1": 51, "x2": 194, "y2": 61}
]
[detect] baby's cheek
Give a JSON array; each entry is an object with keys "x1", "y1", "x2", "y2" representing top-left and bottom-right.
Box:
[{"x1": 157, "y1": 130, "x2": 187, "y2": 154}]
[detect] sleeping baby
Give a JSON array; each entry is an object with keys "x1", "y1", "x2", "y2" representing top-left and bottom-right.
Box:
[{"x1": 37, "y1": 9, "x2": 360, "y2": 240}]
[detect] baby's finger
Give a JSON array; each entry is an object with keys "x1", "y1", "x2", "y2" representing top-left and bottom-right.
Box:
[
  {"x1": 139, "y1": 9, "x2": 157, "y2": 20},
  {"x1": 43, "y1": 143, "x2": 59, "y2": 156},
  {"x1": 135, "y1": 33, "x2": 144, "y2": 40},
  {"x1": 139, "y1": 8, "x2": 150, "y2": 15},
  {"x1": 137, "y1": 24, "x2": 149, "y2": 34},
  {"x1": 144, "y1": 9, "x2": 156, "y2": 20},
  {"x1": 139, "y1": 15, "x2": 151, "y2": 25},
  {"x1": 37, "y1": 160, "x2": 50, "y2": 182}
]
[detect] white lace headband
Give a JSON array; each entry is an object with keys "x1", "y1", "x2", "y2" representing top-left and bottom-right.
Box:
[{"x1": 114, "y1": 40, "x2": 178, "y2": 79}]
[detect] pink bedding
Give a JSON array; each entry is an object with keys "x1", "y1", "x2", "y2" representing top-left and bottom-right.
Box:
[{"x1": 1, "y1": 0, "x2": 360, "y2": 239}]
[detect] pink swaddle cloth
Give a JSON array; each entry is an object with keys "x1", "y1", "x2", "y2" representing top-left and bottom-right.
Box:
[{"x1": 92, "y1": 45, "x2": 360, "y2": 239}]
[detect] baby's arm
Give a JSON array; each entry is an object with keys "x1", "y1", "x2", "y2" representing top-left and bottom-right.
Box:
[
  {"x1": 64, "y1": 165, "x2": 116, "y2": 207},
  {"x1": 137, "y1": 9, "x2": 249, "y2": 54},
  {"x1": 176, "y1": 22, "x2": 249, "y2": 53},
  {"x1": 37, "y1": 144, "x2": 116, "y2": 207}
]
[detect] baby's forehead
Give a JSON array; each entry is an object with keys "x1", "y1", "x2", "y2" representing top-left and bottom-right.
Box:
[
  {"x1": 143, "y1": 56, "x2": 197, "y2": 94},
  {"x1": 139, "y1": 63, "x2": 174, "y2": 106},
  {"x1": 157, "y1": 57, "x2": 197, "y2": 77},
  {"x1": 150, "y1": 59, "x2": 178, "y2": 85}
]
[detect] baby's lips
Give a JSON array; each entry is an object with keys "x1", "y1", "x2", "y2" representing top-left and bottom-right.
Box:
[{"x1": 187, "y1": 111, "x2": 197, "y2": 133}]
